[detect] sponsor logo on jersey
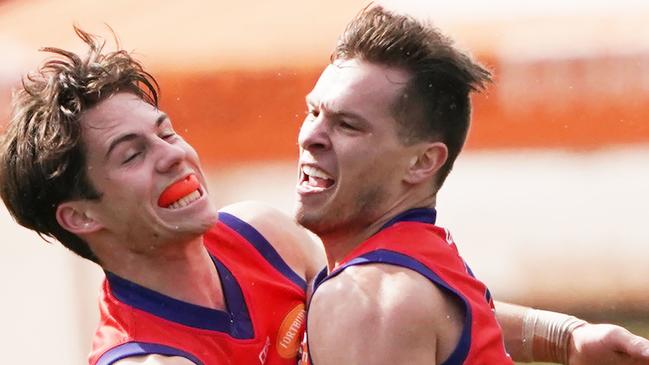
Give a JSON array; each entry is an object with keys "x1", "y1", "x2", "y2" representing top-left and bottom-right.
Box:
[{"x1": 276, "y1": 303, "x2": 306, "y2": 359}]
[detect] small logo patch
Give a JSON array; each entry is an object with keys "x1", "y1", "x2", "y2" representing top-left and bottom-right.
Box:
[
  {"x1": 259, "y1": 336, "x2": 270, "y2": 364},
  {"x1": 276, "y1": 303, "x2": 306, "y2": 359}
]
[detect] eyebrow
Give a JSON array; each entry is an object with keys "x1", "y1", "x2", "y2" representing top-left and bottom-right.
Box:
[
  {"x1": 306, "y1": 95, "x2": 368, "y2": 125},
  {"x1": 330, "y1": 109, "x2": 368, "y2": 125},
  {"x1": 155, "y1": 113, "x2": 169, "y2": 128},
  {"x1": 104, "y1": 113, "x2": 169, "y2": 159}
]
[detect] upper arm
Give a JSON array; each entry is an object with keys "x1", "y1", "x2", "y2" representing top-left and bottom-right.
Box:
[
  {"x1": 307, "y1": 264, "x2": 464, "y2": 365},
  {"x1": 112, "y1": 354, "x2": 197, "y2": 365},
  {"x1": 219, "y1": 201, "x2": 325, "y2": 283}
]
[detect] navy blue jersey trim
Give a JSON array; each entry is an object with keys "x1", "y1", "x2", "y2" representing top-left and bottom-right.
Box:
[
  {"x1": 379, "y1": 208, "x2": 437, "y2": 231},
  {"x1": 106, "y1": 255, "x2": 254, "y2": 339},
  {"x1": 314, "y1": 249, "x2": 471, "y2": 365},
  {"x1": 312, "y1": 267, "x2": 328, "y2": 292},
  {"x1": 218, "y1": 212, "x2": 307, "y2": 291},
  {"x1": 212, "y1": 256, "x2": 254, "y2": 338},
  {"x1": 313, "y1": 208, "x2": 437, "y2": 291},
  {"x1": 96, "y1": 342, "x2": 203, "y2": 365},
  {"x1": 305, "y1": 268, "x2": 327, "y2": 365},
  {"x1": 464, "y1": 262, "x2": 493, "y2": 303}
]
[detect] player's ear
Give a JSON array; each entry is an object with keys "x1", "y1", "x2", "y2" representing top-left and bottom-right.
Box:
[
  {"x1": 404, "y1": 142, "x2": 448, "y2": 185},
  {"x1": 56, "y1": 201, "x2": 103, "y2": 235}
]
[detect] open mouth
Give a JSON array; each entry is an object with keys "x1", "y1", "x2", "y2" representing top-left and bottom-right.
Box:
[
  {"x1": 299, "y1": 165, "x2": 335, "y2": 191},
  {"x1": 158, "y1": 174, "x2": 203, "y2": 209}
]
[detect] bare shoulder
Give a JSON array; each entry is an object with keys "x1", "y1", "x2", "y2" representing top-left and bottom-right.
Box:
[
  {"x1": 219, "y1": 201, "x2": 325, "y2": 281},
  {"x1": 113, "y1": 354, "x2": 197, "y2": 365},
  {"x1": 308, "y1": 264, "x2": 464, "y2": 365},
  {"x1": 310, "y1": 264, "x2": 445, "y2": 330}
]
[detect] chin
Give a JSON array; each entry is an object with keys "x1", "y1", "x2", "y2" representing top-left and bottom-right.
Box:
[
  {"x1": 170, "y1": 212, "x2": 219, "y2": 238},
  {"x1": 195, "y1": 211, "x2": 220, "y2": 232},
  {"x1": 294, "y1": 207, "x2": 317, "y2": 232},
  {"x1": 163, "y1": 225, "x2": 211, "y2": 243},
  {"x1": 295, "y1": 211, "x2": 334, "y2": 237}
]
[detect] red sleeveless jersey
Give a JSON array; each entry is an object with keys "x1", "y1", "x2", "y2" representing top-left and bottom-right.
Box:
[
  {"x1": 302, "y1": 208, "x2": 513, "y2": 365},
  {"x1": 89, "y1": 212, "x2": 307, "y2": 365}
]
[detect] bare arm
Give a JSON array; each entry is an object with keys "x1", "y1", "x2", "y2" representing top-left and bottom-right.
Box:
[
  {"x1": 113, "y1": 354, "x2": 197, "y2": 365},
  {"x1": 495, "y1": 300, "x2": 649, "y2": 364},
  {"x1": 494, "y1": 301, "x2": 533, "y2": 360},
  {"x1": 307, "y1": 264, "x2": 463, "y2": 365},
  {"x1": 219, "y1": 201, "x2": 326, "y2": 283}
]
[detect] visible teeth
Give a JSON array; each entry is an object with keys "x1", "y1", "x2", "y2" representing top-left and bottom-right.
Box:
[
  {"x1": 167, "y1": 190, "x2": 201, "y2": 210},
  {"x1": 303, "y1": 165, "x2": 332, "y2": 179}
]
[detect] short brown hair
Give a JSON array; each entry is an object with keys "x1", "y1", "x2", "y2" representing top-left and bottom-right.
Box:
[
  {"x1": 332, "y1": 5, "x2": 491, "y2": 188},
  {"x1": 0, "y1": 27, "x2": 159, "y2": 263}
]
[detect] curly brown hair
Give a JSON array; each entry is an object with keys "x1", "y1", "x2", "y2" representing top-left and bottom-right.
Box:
[
  {"x1": 332, "y1": 5, "x2": 492, "y2": 188},
  {"x1": 0, "y1": 26, "x2": 159, "y2": 263}
]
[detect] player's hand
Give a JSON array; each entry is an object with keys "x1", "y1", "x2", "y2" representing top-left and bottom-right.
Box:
[{"x1": 568, "y1": 323, "x2": 649, "y2": 365}]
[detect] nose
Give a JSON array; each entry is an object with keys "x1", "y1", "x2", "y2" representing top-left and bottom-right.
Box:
[
  {"x1": 298, "y1": 116, "x2": 331, "y2": 153},
  {"x1": 155, "y1": 139, "x2": 187, "y2": 173}
]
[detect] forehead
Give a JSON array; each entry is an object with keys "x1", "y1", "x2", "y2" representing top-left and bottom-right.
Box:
[
  {"x1": 79, "y1": 92, "x2": 163, "y2": 151},
  {"x1": 309, "y1": 59, "x2": 410, "y2": 114},
  {"x1": 80, "y1": 92, "x2": 159, "y2": 131}
]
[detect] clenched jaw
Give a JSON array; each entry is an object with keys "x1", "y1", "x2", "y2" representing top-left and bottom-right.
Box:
[{"x1": 158, "y1": 174, "x2": 203, "y2": 209}]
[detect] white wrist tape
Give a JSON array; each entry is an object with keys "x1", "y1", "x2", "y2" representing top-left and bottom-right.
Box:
[{"x1": 522, "y1": 308, "x2": 588, "y2": 364}]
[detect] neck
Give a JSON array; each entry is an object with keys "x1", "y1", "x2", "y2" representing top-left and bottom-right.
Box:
[
  {"x1": 97, "y1": 236, "x2": 225, "y2": 310},
  {"x1": 321, "y1": 195, "x2": 436, "y2": 271}
]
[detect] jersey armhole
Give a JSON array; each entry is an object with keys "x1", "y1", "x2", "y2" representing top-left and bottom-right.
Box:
[
  {"x1": 96, "y1": 342, "x2": 202, "y2": 365},
  {"x1": 317, "y1": 249, "x2": 472, "y2": 365}
]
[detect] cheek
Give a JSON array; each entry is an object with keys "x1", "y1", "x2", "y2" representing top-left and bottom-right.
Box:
[
  {"x1": 359, "y1": 149, "x2": 405, "y2": 183},
  {"x1": 342, "y1": 145, "x2": 382, "y2": 171},
  {"x1": 106, "y1": 174, "x2": 150, "y2": 198}
]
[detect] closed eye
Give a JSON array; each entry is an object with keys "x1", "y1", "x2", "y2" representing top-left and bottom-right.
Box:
[
  {"x1": 122, "y1": 151, "x2": 141, "y2": 164},
  {"x1": 161, "y1": 132, "x2": 177, "y2": 141},
  {"x1": 339, "y1": 121, "x2": 358, "y2": 131}
]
